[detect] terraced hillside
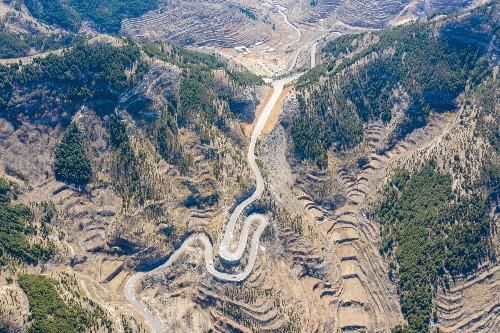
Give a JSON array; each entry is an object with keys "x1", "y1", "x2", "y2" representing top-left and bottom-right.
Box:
[
  {"x1": 121, "y1": 0, "x2": 273, "y2": 48},
  {"x1": 328, "y1": 0, "x2": 410, "y2": 27},
  {"x1": 424, "y1": 0, "x2": 475, "y2": 15},
  {"x1": 296, "y1": 0, "x2": 478, "y2": 28},
  {"x1": 281, "y1": 2, "x2": 499, "y2": 332}
]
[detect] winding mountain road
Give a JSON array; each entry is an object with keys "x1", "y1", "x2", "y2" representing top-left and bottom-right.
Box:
[
  {"x1": 124, "y1": 5, "x2": 308, "y2": 332},
  {"x1": 124, "y1": 77, "x2": 297, "y2": 333}
]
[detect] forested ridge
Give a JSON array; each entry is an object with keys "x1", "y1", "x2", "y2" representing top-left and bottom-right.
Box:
[
  {"x1": 0, "y1": 41, "x2": 144, "y2": 125},
  {"x1": 2, "y1": 37, "x2": 260, "y2": 207},
  {"x1": 0, "y1": 37, "x2": 262, "y2": 208},
  {"x1": 291, "y1": 4, "x2": 497, "y2": 167},
  {"x1": 145, "y1": 42, "x2": 262, "y2": 132},
  {"x1": 24, "y1": 0, "x2": 159, "y2": 32},
  {"x1": 0, "y1": 38, "x2": 260, "y2": 127}
]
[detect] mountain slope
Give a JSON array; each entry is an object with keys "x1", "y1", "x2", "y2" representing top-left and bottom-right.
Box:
[
  {"x1": 0, "y1": 35, "x2": 265, "y2": 332},
  {"x1": 0, "y1": 2, "x2": 497, "y2": 333},
  {"x1": 276, "y1": 3, "x2": 498, "y2": 332}
]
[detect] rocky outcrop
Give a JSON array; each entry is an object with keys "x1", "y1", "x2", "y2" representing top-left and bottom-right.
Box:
[
  {"x1": 229, "y1": 93, "x2": 256, "y2": 123},
  {"x1": 120, "y1": 63, "x2": 181, "y2": 121}
]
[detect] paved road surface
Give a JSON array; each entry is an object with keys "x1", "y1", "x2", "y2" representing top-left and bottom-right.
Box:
[{"x1": 311, "y1": 41, "x2": 318, "y2": 68}]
